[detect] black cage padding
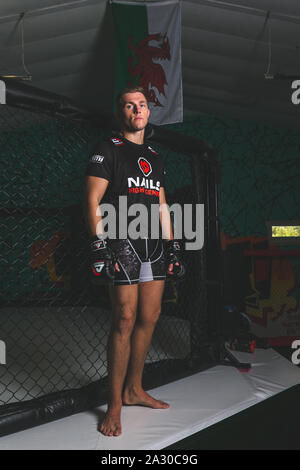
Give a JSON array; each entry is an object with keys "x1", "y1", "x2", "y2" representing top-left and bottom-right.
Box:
[{"x1": 0, "y1": 79, "x2": 223, "y2": 437}]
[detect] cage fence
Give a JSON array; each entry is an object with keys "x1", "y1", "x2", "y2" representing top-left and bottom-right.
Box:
[{"x1": 0, "y1": 87, "x2": 222, "y2": 436}]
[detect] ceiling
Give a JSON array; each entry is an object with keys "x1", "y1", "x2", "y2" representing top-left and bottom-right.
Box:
[{"x1": 1, "y1": 0, "x2": 300, "y2": 130}]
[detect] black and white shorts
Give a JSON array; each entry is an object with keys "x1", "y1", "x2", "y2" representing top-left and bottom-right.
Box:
[{"x1": 109, "y1": 238, "x2": 166, "y2": 285}]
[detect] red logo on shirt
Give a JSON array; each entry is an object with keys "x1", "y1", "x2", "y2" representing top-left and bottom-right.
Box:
[{"x1": 138, "y1": 157, "x2": 152, "y2": 177}]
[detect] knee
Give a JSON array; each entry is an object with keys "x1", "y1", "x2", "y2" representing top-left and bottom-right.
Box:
[
  {"x1": 138, "y1": 307, "x2": 161, "y2": 327},
  {"x1": 113, "y1": 304, "x2": 136, "y2": 335}
]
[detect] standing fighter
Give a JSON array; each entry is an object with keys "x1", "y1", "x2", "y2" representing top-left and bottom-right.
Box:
[{"x1": 84, "y1": 86, "x2": 185, "y2": 437}]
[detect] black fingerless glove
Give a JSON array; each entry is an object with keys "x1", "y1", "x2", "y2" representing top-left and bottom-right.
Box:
[
  {"x1": 165, "y1": 240, "x2": 186, "y2": 280},
  {"x1": 89, "y1": 235, "x2": 116, "y2": 285}
]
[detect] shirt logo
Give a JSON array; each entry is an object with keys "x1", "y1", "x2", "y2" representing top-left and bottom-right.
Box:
[
  {"x1": 138, "y1": 157, "x2": 152, "y2": 177},
  {"x1": 90, "y1": 155, "x2": 104, "y2": 164},
  {"x1": 148, "y1": 145, "x2": 158, "y2": 155},
  {"x1": 111, "y1": 137, "x2": 124, "y2": 146}
]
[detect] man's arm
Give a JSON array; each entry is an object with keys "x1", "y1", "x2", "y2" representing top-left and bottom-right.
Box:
[
  {"x1": 159, "y1": 186, "x2": 174, "y2": 242},
  {"x1": 159, "y1": 187, "x2": 178, "y2": 275},
  {"x1": 84, "y1": 175, "x2": 120, "y2": 272},
  {"x1": 84, "y1": 175, "x2": 109, "y2": 237}
]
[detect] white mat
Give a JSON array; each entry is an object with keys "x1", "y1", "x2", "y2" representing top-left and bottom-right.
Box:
[{"x1": 0, "y1": 348, "x2": 299, "y2": 450}]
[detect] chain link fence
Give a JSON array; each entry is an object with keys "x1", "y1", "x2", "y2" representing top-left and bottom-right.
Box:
[{"x1": 0, "y1": 96, "x2": 221, "y2": 435}]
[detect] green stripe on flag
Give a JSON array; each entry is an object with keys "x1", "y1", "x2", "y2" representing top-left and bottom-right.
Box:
[{"x1": 112, "y1": 2, "x2": 148, "y2": 110}]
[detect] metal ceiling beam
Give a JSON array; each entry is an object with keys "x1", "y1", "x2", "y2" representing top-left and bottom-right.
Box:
[
  {"x1": 1, "y1": 0, "x2": 300, "y2": 25},
  {"x1": 186, "y1": 0, "x2": 300, "y2": 25},
  {"x1": 0, "y1": 0, "x2": 103, "y2": 24}
]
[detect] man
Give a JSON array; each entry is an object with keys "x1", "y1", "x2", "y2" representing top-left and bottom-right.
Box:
[{"x1": 84, "y1": 86, "x2": 184, "y2": 437}]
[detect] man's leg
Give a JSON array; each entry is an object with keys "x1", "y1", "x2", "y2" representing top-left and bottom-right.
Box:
[
  {"x1": 99, "y1": 283, "x2": 138, "y2": 437},
  {"x1": 122, "y1": 280, "x2": 169, "y2": 409}
]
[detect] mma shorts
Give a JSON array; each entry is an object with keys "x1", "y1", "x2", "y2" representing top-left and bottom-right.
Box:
[{"x1": 109, "y1": 238, "x2": 166, "y2": 285}]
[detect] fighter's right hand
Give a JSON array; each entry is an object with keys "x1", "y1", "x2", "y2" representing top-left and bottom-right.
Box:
[{"x1": 89, "y1": 235, "x2": 118, "y2": 285}]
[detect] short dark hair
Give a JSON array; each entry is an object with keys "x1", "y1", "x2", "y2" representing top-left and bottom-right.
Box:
[{"x1": 116, "y1": 86, "x2": 148, "y2": 120}]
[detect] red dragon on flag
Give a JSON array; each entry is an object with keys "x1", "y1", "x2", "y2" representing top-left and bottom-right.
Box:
[{"x1": 127, "y1": 33, "x2": 171, "y2": 107}]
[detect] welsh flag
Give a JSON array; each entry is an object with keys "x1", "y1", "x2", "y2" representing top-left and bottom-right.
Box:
[{"x1": 111, "y1": 0, "x2": 183, "y2": 125}]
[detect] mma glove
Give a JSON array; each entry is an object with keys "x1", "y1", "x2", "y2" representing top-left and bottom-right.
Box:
[
  {"x1": 89, "y1": 235, "x2": 116, "y2": 285},
  {"x1": 165, "y1": 239, "x2": 186, "y2": 280}
]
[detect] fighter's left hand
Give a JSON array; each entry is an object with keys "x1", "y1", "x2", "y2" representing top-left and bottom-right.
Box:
[
  {"x1": 167, "y1": 262, "x2": 180, "y2": 275},
  {"x1": 165, "y1": 241, "x2": 186, "y2": 280}
]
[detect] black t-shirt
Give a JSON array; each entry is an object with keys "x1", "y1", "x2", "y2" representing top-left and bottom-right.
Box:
[{"x1": 85, "y1": 136, "x2": 166, "y2": 239}]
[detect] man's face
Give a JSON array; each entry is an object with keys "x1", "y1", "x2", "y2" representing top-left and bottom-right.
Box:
[{"x1": 120, "y1": 92, "x2": 150, "y2": 132}]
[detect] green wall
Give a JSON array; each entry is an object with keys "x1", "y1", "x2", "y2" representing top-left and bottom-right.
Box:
[{"x1": 167, "y1": 113, "x2": 300, "y2": 337}]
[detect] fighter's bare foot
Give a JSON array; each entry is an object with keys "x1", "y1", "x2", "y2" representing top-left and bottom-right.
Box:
[
  {"x1": 122, "y1": 387, "x2": 169, "y2": 409},
  {"x1": 99, "y1": 405, "x2": 122, "y2": 437}
]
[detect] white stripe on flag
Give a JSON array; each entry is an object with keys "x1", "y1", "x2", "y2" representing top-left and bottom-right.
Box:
[{"x1": 147, "y1": 0, "x2": 183, "y2": 125}]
